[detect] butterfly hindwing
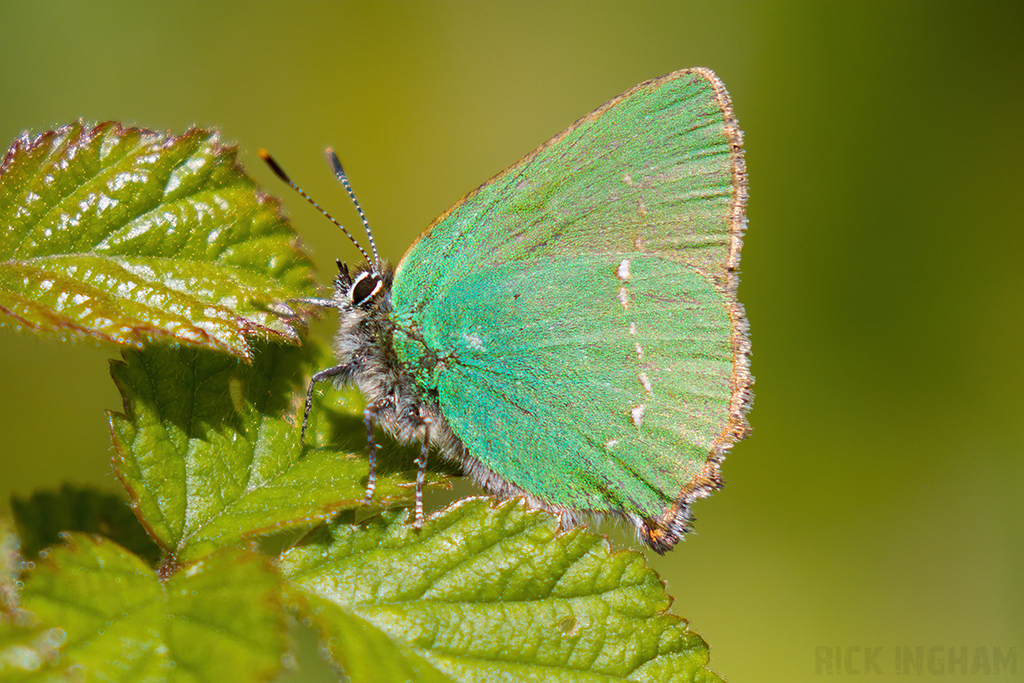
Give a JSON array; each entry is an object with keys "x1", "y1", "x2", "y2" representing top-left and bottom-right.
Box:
[{"x1": 396, "y1": 252, "x2": 736, "y2": 517}]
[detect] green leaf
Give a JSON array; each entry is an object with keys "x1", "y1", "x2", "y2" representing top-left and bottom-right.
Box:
[
  {"x1": 0, "y1": 121, "x2": 318, "y2": 359},
  {"x1": 295, "y1": 593, "x2": 456, "y2": 683},
  {"x1": 108, "y1": 342, "x2": 430, "y2": 565},
  {"x1": 0, "y1": 622, "x2": 69, "y2": 682},
  {"x1": 0, "y1": 519, "x2": 71, "y2": 681},
  {"x1": 11, "y1": 484, "x2": 160, "y2": 565},
  {"x1": 19, "y1": 533, "x2": 287, "y2": 682},
  {"x1": 279, "y1": 498, "x2": 724, "y2": 683},
  {"x1": 1, "y1": 518, "x2": 23, "y2": 614}
]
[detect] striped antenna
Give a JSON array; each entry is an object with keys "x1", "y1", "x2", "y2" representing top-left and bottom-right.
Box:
[
  {"x1": 258, "y1": 149, "x2": 375, "y2": 266},
  {"x1": 326, "y1": 149, "x2": 380, "y2": 267}
]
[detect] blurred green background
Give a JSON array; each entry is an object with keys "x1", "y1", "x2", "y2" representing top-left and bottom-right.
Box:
[{"x1": 1, "y1": 2, "x2": 1021, "y2": 681}]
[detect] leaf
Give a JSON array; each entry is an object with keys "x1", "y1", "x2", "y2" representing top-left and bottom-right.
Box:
[
  {"x1": 279, "y1": 498, "x2": 724, "y2": 683},
  {"x1": 0, "y1": 121, "x2": 318, "y2": 359},
  {"x1": 0, "y1": 621, "x2": 69, "y2": 682},
  {"x1": 0, "y1": 519, "x2": 71, "y2": 681},
  {"x1": 108, "y1": 342, "x2": 433, "y2": 565},
  {"x1": 11, "y1": 484, "x2": 160, "y2": 565},
  {"x1": 19, "y1": 533, "x2": 287, "y2": 682},
  {"x1": 1, "y1": 518, "x2": 23, "y2": 616},
  {"x1": 294, "y1": 593, "x2": 456, "y2": 683}
]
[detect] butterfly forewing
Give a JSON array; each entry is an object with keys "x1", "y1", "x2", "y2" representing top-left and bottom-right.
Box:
[{"x1": 394, "y1": 69, "x2": 741, "y2": 288}]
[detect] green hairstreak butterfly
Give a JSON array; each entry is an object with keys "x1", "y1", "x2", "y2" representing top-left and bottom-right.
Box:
[{"x1": 262, "y1": 67, "x2": 751, "y2": 553}]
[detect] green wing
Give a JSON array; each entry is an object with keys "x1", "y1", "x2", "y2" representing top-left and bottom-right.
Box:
[{"x1": 390, "y1": 69, "x2": 750, "y2": 545}]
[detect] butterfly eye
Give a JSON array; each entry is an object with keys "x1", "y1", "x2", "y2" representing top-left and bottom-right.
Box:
[{"x1": 350, "y1": 272, "x2": 383, "y2": 307}]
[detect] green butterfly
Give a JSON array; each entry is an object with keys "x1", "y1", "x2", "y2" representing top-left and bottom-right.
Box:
[{"x1": 265, "y1": 67, "x2": 751, "y2": 553}]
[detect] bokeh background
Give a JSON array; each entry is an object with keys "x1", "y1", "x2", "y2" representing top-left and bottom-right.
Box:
[{"x1": 1, "y1": 2, "x2": 1021, "y2": 681}]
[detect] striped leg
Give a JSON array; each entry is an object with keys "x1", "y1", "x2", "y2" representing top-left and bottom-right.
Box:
[
  {"x1": 362, "y1": 404, "x2": 380, "y2": 505},
  {"x1": 302, "y1": 363, "x2": 351, "y2": 446},
  {"x1": 413, "y1": 417, "x2": 431, "y2": 528}
]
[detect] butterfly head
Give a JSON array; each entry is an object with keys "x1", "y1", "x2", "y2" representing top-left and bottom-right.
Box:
[{"x1": 333, "y1": 259, "x2": 391, "y2": 311}]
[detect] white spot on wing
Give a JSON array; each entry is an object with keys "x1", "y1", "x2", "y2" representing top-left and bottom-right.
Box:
[
  {"x1": 630, "y1": 404, "x2": 645, "y2": 428},
  {"x1": 462, "y1": 332, "x2": 484, "y2": 351},
  {"x1": 639, "y1": 372, "x2": 653, "y2": 395},
  {"x1": 616, "y1": 259, "x2": 631, "y2": 282},
  {"x1": 629, "y1": 322, "x2": 637, "y2": 335},
  {"x1": 617, "y1": 287, "x2": 629, "y2": 309},
  {"x1": 604, "y1": 439, "x2": 619, "y2": 450},
  {"x1": 634, "y1": 342, "x2": 644, "y2": 360}
]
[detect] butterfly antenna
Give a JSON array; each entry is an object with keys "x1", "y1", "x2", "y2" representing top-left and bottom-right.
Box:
[
  {"x1": 258, "y1": 149, "x2": 375, "y2": 265},
  {"x1": 326, "y1": 149, "x2": 380, "y2": 268}
]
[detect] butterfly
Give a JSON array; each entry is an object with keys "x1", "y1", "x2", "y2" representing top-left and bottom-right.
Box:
[{"x1": 262, "y1": 67, "x2": 751, "y2": 553}]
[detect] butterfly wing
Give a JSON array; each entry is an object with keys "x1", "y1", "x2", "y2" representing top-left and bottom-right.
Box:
[{"x1": 390, "y1": 68, "x2": 750, "y2": 550}]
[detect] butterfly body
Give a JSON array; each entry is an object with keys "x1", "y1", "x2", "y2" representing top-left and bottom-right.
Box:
[
  {"x1": 289, "y1": 67, "x2": 750, "y2": 553},
  {"x1": 316, "y1": 262, "x2": 468, "y2": 497}
]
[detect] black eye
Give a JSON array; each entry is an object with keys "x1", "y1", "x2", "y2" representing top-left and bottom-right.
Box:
[{"x1": 350, "y1": 272, "x2": 382, "y2": 307}]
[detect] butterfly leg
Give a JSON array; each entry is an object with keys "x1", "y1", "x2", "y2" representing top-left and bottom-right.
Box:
[
  {"x1": 302, "y1": 363, "x2": 353, "y2": 446},
  {"x1": 362, "y1": 403, "x2": 381, "y2": 505},
  {"x1": 413, "y1": 416, "x2": 431, "y2": 529}
]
